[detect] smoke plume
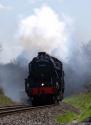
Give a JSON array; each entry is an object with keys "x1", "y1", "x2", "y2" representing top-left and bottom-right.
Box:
[
  {"x1": 18, "y1": 6, "x2": 73, "y2": 62},
  {"x1": 0, "y1": 62, "x2": 28, "y2": 102}
]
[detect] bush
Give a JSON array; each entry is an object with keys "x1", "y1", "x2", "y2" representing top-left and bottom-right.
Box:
[
  {"x1": 0, "y1": 87, "x2": 4, "y2": 94},
  {"x1": 84, "y1": 82, "x2": 91, "y2": 92}
]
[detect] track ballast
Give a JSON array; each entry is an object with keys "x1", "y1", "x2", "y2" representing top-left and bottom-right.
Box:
[{"x1": 0, "y1": 104, "x2": 59, "y2": 117}]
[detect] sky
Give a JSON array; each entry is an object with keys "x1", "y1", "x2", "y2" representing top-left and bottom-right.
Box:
[{"x1": 0, "y1": 0, "x2": 91, "y2": 63}]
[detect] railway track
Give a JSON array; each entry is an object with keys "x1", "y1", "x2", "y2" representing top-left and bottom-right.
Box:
[
  {"x1": 0, "y1": 104, "x2": 58, "y2": 117},
  {"x1": 0, "y1": 102, "x2": 80, "y2": 117}
]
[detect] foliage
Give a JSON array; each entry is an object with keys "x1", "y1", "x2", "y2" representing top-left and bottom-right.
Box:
[
  {"x1": 0, "y1": 87, "x2": 14, "y2": 106},
  {"x1": 84, "y1": 82, "x2": 91, "y2": 92},
  {"x1": 0, "y1": 87, "x2": 4, "y2": 94}
]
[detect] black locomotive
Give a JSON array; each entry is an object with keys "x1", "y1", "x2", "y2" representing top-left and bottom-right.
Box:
[{"x1": 25, "y1": 52, "x2": 64, "y2": 105}]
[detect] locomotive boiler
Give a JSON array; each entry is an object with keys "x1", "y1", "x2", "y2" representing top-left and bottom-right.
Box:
[{"x1": 25, "y1": 52, "x2": 64, "y2": 105}]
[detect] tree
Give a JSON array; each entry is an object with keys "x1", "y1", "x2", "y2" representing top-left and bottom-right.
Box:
[
  {"x1": 0, "y1": 87, "x2": 4, "y2": 94},
  {"x1": 84, "y1": 82, "x2": 91, "y2": 92}
]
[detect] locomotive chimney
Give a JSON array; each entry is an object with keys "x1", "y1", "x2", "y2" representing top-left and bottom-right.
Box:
[{"x1": 38, "y1": 52, "x2": 46, "y2": 57}]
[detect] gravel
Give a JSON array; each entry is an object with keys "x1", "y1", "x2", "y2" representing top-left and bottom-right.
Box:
[
  {"x1": 0, "y1": 105, "x2": 64, "y2": 125},
  {"x1": 0, "y1": 104, "x2": 90, "y2": 125}
]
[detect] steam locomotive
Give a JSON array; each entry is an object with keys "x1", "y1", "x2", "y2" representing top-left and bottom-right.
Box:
[{"x1": 25, "y1": 52, "x2": 64, "y2": 105}]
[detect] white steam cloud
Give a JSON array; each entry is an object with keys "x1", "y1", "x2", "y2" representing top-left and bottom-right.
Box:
[
  {"x1": 19, "y1": 5, "x2": 73, "y2": 62},
  {"x1": 0, "y1": 44, "x2": 22, "y2": 64},
  {"x1": 0, "y1": 3, "x2": 12, "y2": 11}
]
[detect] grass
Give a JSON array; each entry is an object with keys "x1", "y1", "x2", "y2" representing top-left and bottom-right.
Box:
[
  {"x1": 64, "y1": 92, "x2": 91, "y2": 110},
  {"x1": 0, "y1": 88, "x2": 14, "y2": 106},
  {"x1": 56, "y1": 92, "x2": 91, "y2": 124},
  {"x1": 78, "y1": 105, "x2": 91, "y2": 121},
  {"x1": 56, "y1": 111, "x2": 77, "y2": 124}
]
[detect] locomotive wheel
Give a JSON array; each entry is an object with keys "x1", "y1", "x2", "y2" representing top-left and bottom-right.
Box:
[
  {"x1": 49, "y1": 96, "x2": 54, "y2": 104},
  {"x1": 32, "y1": 97, "x2": 39, "y2": 106},
  {"x1": 58, "y1": 94, "x2": 63, "y2": 101},
  {"x1": 53, "y1": 96, "x2": 59, "y2": 104},
  {"x1": 32, "y1": 94, "x2": 61, "y2": 106}
]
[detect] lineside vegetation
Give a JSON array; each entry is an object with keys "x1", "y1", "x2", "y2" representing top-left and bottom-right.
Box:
[
  {"x1": 56, "y1": 92, "x2": 91, "y2": 124},
  {"x1": 0, "y1": 87, "x2": 14, "y2": 106}
]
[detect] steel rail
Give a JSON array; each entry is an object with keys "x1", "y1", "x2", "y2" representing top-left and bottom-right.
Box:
[
  {"x1": 0, "y1": 104, "x2": 30, "y2": 110},
  {"x1": 0, "y1": 104, "x2": 58, "y2": 117}
]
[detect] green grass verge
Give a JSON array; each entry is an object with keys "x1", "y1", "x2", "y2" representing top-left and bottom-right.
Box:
[
  {"x1": 0, "y1": 91, "x2": 14, "y2": 106},
  {"x1": 56, "y1": 111, "x2": 77, "y2": 124},
  {"x1": 64, "y1": 92, "x2": 91, "y2": 110},
  {"x1": 56, "y1": 92, "x2": 91, "y2": 124},
  {"x1": 78, "y1": 105, "x2": 91, "y2": 121}
]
